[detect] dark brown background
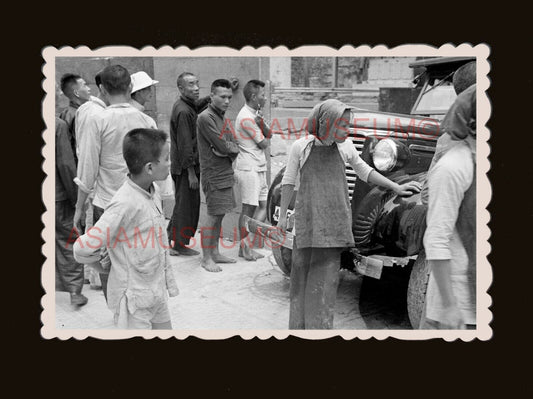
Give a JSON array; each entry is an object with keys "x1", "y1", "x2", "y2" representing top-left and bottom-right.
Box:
[{"x1": 10, "y1": 10, "x2": 528, "y2": 396}]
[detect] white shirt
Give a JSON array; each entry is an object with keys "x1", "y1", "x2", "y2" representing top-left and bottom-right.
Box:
[
  {"x1": 73, "y1": 178, "x2": 178, "y2": 315},
  {"x1": 423, "y1": 142, "x2": 476, "y2": 324},
  {"x1": 234, "y1": 104, "x2": 267, "y2": 172},
  {"x1": 75, "y1": 103, "x2": 157, "y2": 209},
  {"x1": 75, "y1": 96, "x2": 106, "y2": 156},
  {"x1": 281, "y1": 136, "x2": 374, "y2": 189},
  {"x1": 129, "y1": 99, "x2": 145, "y2": 112}
]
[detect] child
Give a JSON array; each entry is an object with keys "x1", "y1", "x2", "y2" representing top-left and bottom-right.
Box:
[{"x1": 73, "y1": 128, "x2": 179, "y2": 329}]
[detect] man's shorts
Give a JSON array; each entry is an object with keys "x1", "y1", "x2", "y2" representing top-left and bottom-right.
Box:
[
  {"x1": 235, "y1": 169, "x2": 268, "y2": 207},
  {"x1": 202, "y1": 180, "x2": 236, "y2": 216},
  {"x1": 115, "y1": 295, "x2": 171, "y2": 329}
]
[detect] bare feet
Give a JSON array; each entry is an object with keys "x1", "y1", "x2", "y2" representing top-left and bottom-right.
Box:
[
  {"x1": 212, "y1": 253, "x2": 237, "y2": 264},
  {"x1": 177, "y1": 247, "x2": 200, "y2": 256},
  {"x1": 251, "y1": 249, "x2": 265, "y2": 259},
  {"x1": 169, "y1": 248, "x2": 181, "y2": 257},
  {"x1": 200, "y1": 257, "x2": 222, "y2": 272},
  {"x1": 238, "y1": 243, "x2": 265, "y2": 261}
]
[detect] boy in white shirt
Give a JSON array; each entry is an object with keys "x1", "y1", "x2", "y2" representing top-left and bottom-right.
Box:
[{"x1": 74, "y1": 128, "x2": 179, "y2": 329}]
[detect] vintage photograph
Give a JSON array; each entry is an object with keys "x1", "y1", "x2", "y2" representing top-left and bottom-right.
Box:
[{"x1": 41, "y1": 45, "x2": 491, "y2": 340}]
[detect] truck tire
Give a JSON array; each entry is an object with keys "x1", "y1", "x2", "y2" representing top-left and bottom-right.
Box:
[
  {"x1": 407, "y1": 250, "x2": 430, "y2": 329},
  {"x1": 272, "y1": 246, "x2": 292, "y2": 276}
]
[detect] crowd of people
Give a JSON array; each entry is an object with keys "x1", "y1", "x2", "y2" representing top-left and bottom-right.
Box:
[
  {"x1": 55, "y1": 61, "x2": 476, "y2": 331},
  {"x1": 55, "y1": 65, "x2": 274, "y2": 328}
]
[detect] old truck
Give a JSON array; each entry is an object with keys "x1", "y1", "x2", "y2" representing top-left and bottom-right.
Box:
[{"x1": 246, "y1": 56, "x2": 476, "y2": 329}]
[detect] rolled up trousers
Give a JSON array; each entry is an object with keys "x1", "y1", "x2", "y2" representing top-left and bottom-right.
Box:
[
  {"x1": 93, "y1": 205, "x2": 109, "y2": 302},
  {"x1": 289, "y1": 244, "x2": 343, "y2": 329}
]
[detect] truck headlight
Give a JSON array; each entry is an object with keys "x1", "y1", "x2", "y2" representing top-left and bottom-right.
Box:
[{"x1": 372, "y1": 139, "x2": 410, "y2": 173}]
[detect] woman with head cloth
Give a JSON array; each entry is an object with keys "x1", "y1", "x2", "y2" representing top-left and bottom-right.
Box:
[{"x1": 278, "y1": 99, "x2": 422, "y2": 329}]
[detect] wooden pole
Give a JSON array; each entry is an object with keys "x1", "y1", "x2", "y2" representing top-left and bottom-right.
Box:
[{"x1": 265, "y1": 79, "x2": 272, "y2": 185}]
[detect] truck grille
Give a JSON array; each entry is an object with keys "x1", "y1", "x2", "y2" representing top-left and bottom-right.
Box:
[{"x1": 347, "y1": 128, "x2": 368, "y2": 200}]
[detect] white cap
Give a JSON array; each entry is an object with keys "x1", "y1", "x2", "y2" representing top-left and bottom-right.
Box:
[{"x1": 131, "y1": 71, "x2": 159, "y2": 93}]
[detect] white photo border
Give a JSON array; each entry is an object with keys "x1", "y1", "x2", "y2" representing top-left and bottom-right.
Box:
[{"x1": 41, "y1": 44, "x2": 492, "y2": 341}]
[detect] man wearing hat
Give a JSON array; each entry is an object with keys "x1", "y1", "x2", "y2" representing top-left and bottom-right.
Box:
[
  {"x1": 130, "y1": 71, "x2": 158, "y2": 112},
  {"x1": 130, "y1": 71, "x2": 175, "y2": 206}
]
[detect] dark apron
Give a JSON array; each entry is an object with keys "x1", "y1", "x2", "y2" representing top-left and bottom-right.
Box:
[{"x1": 294, "y1": 141, "x2": 354, "y2": 249}]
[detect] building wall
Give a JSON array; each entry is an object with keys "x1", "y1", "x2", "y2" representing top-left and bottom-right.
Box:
[
  {"x1": 337, "y1": 57, "x2": 369, "y2": 87},
  {"x1": 291, "y1": 57, "x2": 334, "y2": 87},
  {"x1": 269, "y1": 57, "x2": 291, "y2": 87},
  {"x1": 270, "y1": 57, "x2": 415, "y2": 112},
  {"x1": 287, "y1": 57, "x2": 415, "y2": 89},
  {"x1": 367, "y1": 57, "x2": 416, "y2": 87}
]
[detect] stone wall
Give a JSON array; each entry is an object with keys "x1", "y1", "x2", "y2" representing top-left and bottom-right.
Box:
[
  {"x1": 270, "y1": 57, "x2": 417, "y2": 111},
  {"x1": 291, "y1": 57, "x2": 334, "y2": 87},
  {"x1": 269, "y1": 57, "x2": 291, "y2": 87},
  {"x1": 338, "y1": 57, "x2": 369, "y2": 87},
  {"x1": 367, "y1": 57, "x2": 416, "y2": 87},
  {"x1": 288, "y1": 56, "x2": 415, "y2": 89}
]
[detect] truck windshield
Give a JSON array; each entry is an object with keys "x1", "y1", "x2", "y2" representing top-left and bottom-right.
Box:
[{"x1": 411, "y1": 81, "x2": 457, "y2": 118}]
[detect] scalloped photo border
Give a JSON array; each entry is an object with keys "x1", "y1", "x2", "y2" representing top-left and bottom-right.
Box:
[{"x1": 41, "y1": 44, "x2": 492, "y2": 341}]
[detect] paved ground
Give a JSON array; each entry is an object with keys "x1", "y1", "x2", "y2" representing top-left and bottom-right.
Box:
[{"x1": 56, "y1": 233, "x2": 412, "y2": 330}]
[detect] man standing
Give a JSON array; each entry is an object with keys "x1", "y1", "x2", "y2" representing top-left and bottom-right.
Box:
[
  {"x1": 56, "y1": 116, "x2": 87, "y2": 306},
  {"x1": 74, "y1": 70, "x2": 108, "y2": 289},
  {"x1": 75, "y1": 71, "x2": 107, "y2": 156},
  {"x1": 130, "y1": 71, "x2": 158, "y2": 112},
  {"x1": 59, "y1": 73, "x2": 92, "y2": 157},
  {"x1": 73, "y1": 64, "x2": 157, "y2": 299},
  {"x1": 167, "y1": 72, "x2": 209, "y2": 256},
  {"x1": 129, "y1": 70, "x2": 174, "y2": 212},
  {"x1": 197, "y1": 79, "x2": 240, "y2": 272},
  {"x1": 235, "y1": 80, "x2": 271, "y2": 261}
]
